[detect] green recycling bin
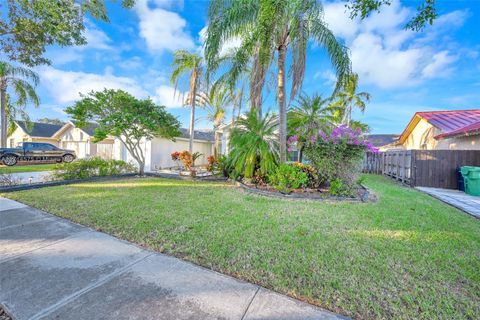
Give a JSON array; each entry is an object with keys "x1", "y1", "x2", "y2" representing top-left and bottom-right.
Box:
[{"x1": 461, "y1": 166, "x2": 480, "y2": 196}]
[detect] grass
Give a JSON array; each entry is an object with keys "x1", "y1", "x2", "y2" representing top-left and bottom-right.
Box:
[
  {"x1": 0, "y1": 163, "x2": 56, "y2": 174},
  {"x1": 3, "y1": 175, "x2": 479, "y2": 319}
]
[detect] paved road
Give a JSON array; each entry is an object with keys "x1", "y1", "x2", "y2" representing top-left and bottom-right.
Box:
[{"x1": 0, "y1": 197, "x2": 346, "y2": 320}]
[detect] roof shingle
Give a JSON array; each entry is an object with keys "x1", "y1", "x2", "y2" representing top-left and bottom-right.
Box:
[
  {"x1": 16, "y1": 121, "x2": 64, "y2": 138},
  {"x1": 179, "y1": 128, "x2": 214, "y2": 142}
]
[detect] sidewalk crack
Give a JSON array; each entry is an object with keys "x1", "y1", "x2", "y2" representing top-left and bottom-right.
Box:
[{"x1": 241, "y1": 286, "x2": 260, "y2": 320}]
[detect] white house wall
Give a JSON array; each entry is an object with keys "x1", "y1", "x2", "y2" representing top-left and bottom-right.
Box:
[
  {"x1": 150, "y1": 137, "x2": 213, "y2": 170},
  {"x1": 113, "y1": 138, "x2": 152, "y2": 171}
]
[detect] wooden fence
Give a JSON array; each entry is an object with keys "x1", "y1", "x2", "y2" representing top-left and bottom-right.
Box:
[{"x1": 363, "y1": 150, "x2": 480, "y2": 189}]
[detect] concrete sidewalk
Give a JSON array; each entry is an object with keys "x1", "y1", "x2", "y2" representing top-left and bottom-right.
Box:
[
  {"x1": 416, "y1": 187, "x2": 480, "y2": 219},
  {"x1": 0, "y1": 197, "x2": 346, "y2": 320}
]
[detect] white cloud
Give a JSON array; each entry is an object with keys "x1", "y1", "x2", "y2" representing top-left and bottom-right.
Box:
[
  {"x1": 421, "y1": 51, "x2": 457, "y2": 79},
  {"x1": 314, "y1": 70, "x2": 336, "y2": 87},
  {"x1": 154, "y1": 85, "x2": 185, "y2": 108},
  {"x1": 198, "y1": 26, "x2": 242, "y2": 56},
  {"x1": 83, "y1": 26, "x2": 113, "y2": 50},
  {"x1": 39, "y1": 67, "x2": 149, "y2": 103},
  {"x1": 46, "y1": 23, "x2": 113, "y2": 65},
  {"x1": 322, "y1": 0, "x2": 467, "y2": 88},
  {"x1": 134, "y1": 0, "x2": 194, "y2": 53}
]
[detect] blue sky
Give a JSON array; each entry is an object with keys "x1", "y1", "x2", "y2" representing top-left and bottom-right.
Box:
[{"x1": 23, "y1": 0, "x2": 480, "y2": 134}]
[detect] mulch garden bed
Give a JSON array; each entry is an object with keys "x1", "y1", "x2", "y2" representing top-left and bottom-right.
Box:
[{"x1": 238, "y1": 181, "x2": 374, "y2": 202}]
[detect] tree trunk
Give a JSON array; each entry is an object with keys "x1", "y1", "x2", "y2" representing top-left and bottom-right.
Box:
[
  {"x1": 213, "y1": 126, "x2": 219, "y2": 157},
  {"x1": 299, "y1": 146, "x2": 303, "y2": 163},
  {"x1": 188, "y1": 70, "x2": 197, "y2": 154},
  {"x1": 278, "y1": 45, "x2": 287, "y2": 164},
  {"x1": 345, "y1": 103, "x2": 352, "y2": 125},
  {"x1": 0, "y1": 86, "x2": 7, "y2": 148}
]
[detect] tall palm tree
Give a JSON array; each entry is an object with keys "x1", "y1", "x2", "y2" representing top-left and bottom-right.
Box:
[
  {"x1": 205, "y1": 0, "x2": 352, "y2": 163},
  {"x1": 288, "y1": 93, "x2": 336, "y2": 162},
  {"x1": 0, "y1": 61, "x2": 39, "y2": 147},
  {"x1": 196, "y1": 82, "x2": 232, "y2": 156},
  {"x1": 331, "y1": 73, "x2": 371, "y2": 125},
  {"x1": 170, "y1": 50, "x2": 203, "y2": 153}
]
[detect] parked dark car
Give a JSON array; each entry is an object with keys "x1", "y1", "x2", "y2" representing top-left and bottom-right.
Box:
[{"x1": 0, "y1": 142, "x2": 76, "y2": 166}]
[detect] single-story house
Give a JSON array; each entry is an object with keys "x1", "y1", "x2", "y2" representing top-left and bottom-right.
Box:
[
  {"x1": 112, "y1": 128, "x2": 215, "y2": 171},
  {"x1": 7, "y1": 121, "x2": 64, "y2": 147},
  {"x1": 365, "y1": 134, "x2": 400, "y2": 151},
  {"x1": 54, "y1": 121, "x2": 115, "y2": 159},
  {"x1": 393, "y1": 110, "x2": 480, "y2": 150}
]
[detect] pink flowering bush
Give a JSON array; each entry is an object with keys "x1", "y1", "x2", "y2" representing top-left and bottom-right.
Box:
[{"x1": 288, "y1": 124, "x2": 378, "y2": 194}]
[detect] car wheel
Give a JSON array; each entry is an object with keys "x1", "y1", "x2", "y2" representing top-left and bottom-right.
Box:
[
  {"x1": 62, "y1": 154, "x2": 75, "y2": 163},
  {"x1": 2, "y1": 155, "x2": 18, "y2": 166}
]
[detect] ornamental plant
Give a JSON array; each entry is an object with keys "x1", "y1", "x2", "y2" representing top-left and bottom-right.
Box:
[
  {"x1": 288, "y1": 124, "x2": 378, "y2": 193},
  {"x1": 206, "y1": 155, "x2": 219, "y2": 173},
  {"x1": 179, "y1": 150, "x2": 193, "y2": 170},
  {"x1": 268, "y1": 163, "x2": 308, "y2": 193}
]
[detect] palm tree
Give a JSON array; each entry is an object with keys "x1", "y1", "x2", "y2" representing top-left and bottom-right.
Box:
[
  {"x1": 228, "y1": 110, "x2": 278, "y2": 179},
  {"x1": 170, "y1": 50, "x2": 203, "y2": 153},
  {"x1": 196, "y1": 82, "x2": 233, "y2": 156},
  {"x1": 205, "y1": 0, "x2": 352, "y2": 163},
  {"x1": 288, "y1": 93, "x2": 336, "y2": 162},
  {"x1": 0, "y1": 61, "x2": 39, "y2": 147},
  {"x1": 331, "y1": 73, "x2": 371, "y2": 125}
]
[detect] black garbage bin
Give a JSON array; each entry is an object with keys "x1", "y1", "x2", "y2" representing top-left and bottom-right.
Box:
[{"x1": 457, "y1": 166, "x2": 465, "y2": 191}]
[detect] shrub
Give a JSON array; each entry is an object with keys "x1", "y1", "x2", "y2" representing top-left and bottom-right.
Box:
[
  {"x1": 206, "y1": 155, "x2": 220, "y2": 173},
  {"x1": 53, "y1": 158, "x2": 136, "y2": 180},
  {"x1": 178, "y1": 151, "x2": 193, "y2": 170},
  {"x1": 292, "y1": 162, "x2": 318, "y2": 188},
  {"x1": 289, "y1": 124, "x2": 378, "y2": 193},
  {"x1": 268, "y1": 163, "x2": 308, "y2": 193},
  {"x1": 329, "y1": 178, "x2": 349, "y2": 196}
]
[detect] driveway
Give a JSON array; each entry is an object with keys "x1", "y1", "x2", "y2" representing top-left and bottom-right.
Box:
[
  {"x1": 0, "y1": 197, "x2": 346, "y2": 320},
  {"x1": 1, "y1": 171, "x2": 53, "y2": 185}
]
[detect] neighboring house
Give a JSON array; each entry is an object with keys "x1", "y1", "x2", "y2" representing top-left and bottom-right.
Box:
[
  {"x1": 113, "y1": 128, "x2": 214, "y2": 171},
  {"x1": 8, "y1": 121, "x2": 64, "y2": 147},
  {"x1": 395, "y1": 110, "x2": 480, "y2": 150},
  {"x1": 54, "y1": 122, "x2": 115, "y2": 159},
  {"x1": 366, "y1": 134, "x2": 400, "y2": 151}
]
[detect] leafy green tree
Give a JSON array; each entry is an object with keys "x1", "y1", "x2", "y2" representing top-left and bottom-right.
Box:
[
  {"x1": 0, "y1": 61, "x2": 39, "y2": 147},
  {"x1": 331, "y1": 73, "x2": 371, "y2": 125},
  {"x1": 66, "y1": 89, "x2": 181, "y2": 175},
  {"x1": 196, "y1": 82, "x2": 232, "y2": 156},
  {"x1": 170, "y1": 50, "x2": 203, "y2": 154},
  {"x1": 205, "y1": 0, "x2": 351, "y2": 164},
  {"x1": 345, "y1": 0, "x2": 437, "y2": 31},
  {"x1": 228, "y1": 110, "x2": 278, "y2": 179},
  {"x1": 0, "y1": 0, "x2": 134, "y2": 66}
]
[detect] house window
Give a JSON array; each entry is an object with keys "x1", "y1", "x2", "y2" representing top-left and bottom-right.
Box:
[
  {"x1": 9, "y1": 139, "x2": 14, "y2": 147},
  {"x1": 289, "y1": 150, "x2": 299, "y2": 162},
  {"x1": 80, "y1": 132, "x2": 84, "y2": 140}
]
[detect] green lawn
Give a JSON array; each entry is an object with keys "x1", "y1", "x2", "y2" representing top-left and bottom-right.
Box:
[
  {"x1": 4, "y1": 175, "x2": 479, "y2": 319},
  {"x1": 0, "y1": 163, "x2": 56, "y2": 174}
]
